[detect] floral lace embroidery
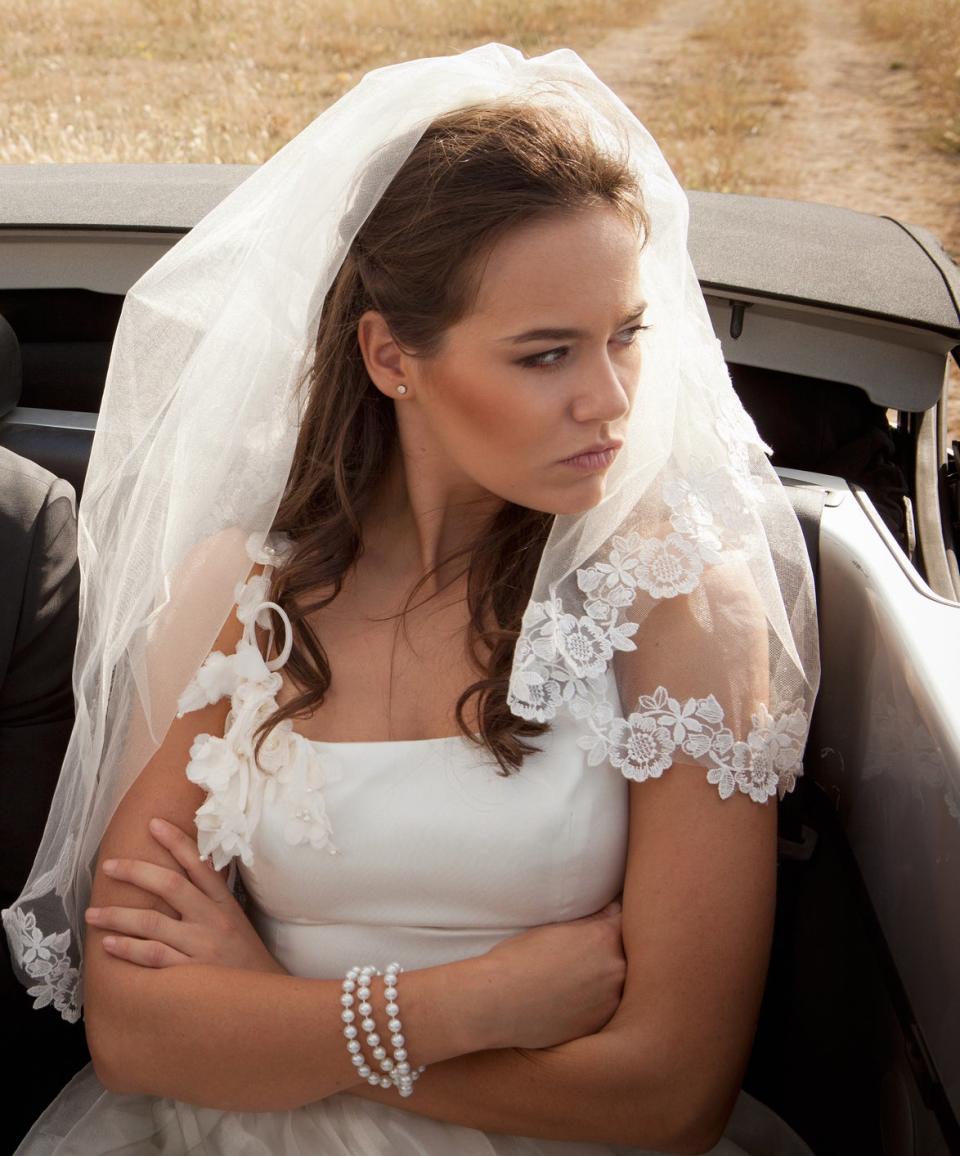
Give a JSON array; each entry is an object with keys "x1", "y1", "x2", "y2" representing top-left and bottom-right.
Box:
[
  {"x1": 507, "y1": 464, "x2": 809, "y2": 803},
  {"x1": 582, "y1": 688, "x2": 807, "y2": 803},
  {"x1": 4, "y1": 907, "x2": 81, "y2": 1022},
  {"x1": 176, "y1": 534, "x2": 339, "y2": 870}
]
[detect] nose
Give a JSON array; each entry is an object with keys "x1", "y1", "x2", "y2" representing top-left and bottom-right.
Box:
[{"x1": 569, "y1": 352, "x2": 633, "y2": 426}]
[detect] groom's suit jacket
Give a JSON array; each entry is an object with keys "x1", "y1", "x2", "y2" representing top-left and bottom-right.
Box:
[{"x1": 0, "y1": 446, "x2": 90, "y2": 1150}]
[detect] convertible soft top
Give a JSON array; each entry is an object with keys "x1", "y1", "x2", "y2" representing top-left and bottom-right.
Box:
[{"x1": 1, "y1": 164, "x2": 958, "y2": 340}]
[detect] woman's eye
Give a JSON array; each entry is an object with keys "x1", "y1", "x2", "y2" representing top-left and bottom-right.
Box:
[
  {"x1": 614, "y1": 324, "x2": 650, "y2": 346},
  {"x1": 518, "y1": 326, "x2": 648, "y2": 370},
  {"x1": 519, "y1": 346, "x2": 568, "y2": 369}
]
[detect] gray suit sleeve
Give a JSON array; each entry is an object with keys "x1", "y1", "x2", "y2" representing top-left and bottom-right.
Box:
[
  {"x1": 0, "y1": 474, "x2": 79, "y2": 904},
  {"x1": 0, "y1": 465, "x2": 89, "y2": 1156}
]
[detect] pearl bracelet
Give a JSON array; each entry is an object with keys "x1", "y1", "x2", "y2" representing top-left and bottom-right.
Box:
[
  {"x1": 341, "y1": 962, "x2": 426, "y2": 1096},
  {"x1": 381, "y1": 961, "x2": 426, "y2": 1097}
]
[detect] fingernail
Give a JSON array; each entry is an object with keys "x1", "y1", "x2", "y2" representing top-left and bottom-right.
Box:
[
  {"x1": 102, "y1": 859, "x2": 118, "y2": 873},
  {"x1": 85, "y1": 908, "x2": 101, "y2": 920},
  {"x1": 102, "y1": 936, "x2": 117, "y2": 949},
  {"x1": 149, "y1": 818, "x2": 166, "y2": 834}
]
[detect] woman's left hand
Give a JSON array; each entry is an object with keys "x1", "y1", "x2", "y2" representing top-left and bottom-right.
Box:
[{"x1": 86, "y1": 817, "x2": 287, "y2": 975}]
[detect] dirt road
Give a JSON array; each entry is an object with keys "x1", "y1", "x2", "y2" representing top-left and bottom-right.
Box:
[
  {"x1": 584, "y1": 0, "x2": 960, "y2": 438},
  {"x1": 585, "y1": 0, "x2": 958, "y2": 253}
]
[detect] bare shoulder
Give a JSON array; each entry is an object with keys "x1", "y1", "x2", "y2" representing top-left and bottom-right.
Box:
[{"x1": 614, "y1": 555, "x2": 769, "y2": 734}]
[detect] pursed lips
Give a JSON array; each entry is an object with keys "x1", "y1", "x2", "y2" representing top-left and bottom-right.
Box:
[{"x1": 559, "y1": 439, "x2": 623, "y2": 464}]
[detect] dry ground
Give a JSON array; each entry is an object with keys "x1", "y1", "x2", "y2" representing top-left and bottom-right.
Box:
[
  {"x1": 2, "y1": 0, "x2": 957, "y2": 438},
  {"x1": 583, "y1": 0, "x2": 959, "y2": 440}
]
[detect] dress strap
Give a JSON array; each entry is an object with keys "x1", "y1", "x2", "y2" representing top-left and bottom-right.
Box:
[
  {"x1": 178, "y1": 546, "x2": 338, "y2": 870},
  {"x1": 250, "y1": 597, "x2": 293, "y2": 671}
]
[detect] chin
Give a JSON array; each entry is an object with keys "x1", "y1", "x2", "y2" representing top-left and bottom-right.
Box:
[{"x1": 525, "y1": 481, "x2": 608, "y2": 517}]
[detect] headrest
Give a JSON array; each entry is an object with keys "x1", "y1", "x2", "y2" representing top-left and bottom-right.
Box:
[{"x1": 0, "y1": 314, "x2": 22, "y2": 418}]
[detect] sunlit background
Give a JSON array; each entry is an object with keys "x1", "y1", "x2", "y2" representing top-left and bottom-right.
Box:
[{"x1": 3, "y1": 0, "x2": 958, "y2": 432}]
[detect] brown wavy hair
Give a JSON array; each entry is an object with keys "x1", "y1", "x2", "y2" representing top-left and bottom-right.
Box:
[{"x1": 256, "y1": 100, "x2": 647, "y2": 775}]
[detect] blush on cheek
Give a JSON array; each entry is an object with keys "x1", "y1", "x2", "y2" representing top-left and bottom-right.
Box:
[{"x1": 440, "y1": 367, "x2": 548, "y2": 467}]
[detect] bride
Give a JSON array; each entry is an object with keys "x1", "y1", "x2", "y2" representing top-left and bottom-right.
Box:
[{"x1": 4, "y1": 44, "x2": 819, "y2": 1155}]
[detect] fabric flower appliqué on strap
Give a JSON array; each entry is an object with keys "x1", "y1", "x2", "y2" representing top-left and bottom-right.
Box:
[{"x1": 176, "y1": 534, "x2": 339, "y2": 870}]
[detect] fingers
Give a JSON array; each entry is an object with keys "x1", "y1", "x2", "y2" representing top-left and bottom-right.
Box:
[
  {"x1": 86, "y1": 903, "x2": 192, "y2": 956},
  {"x1": 147, "y1": 817, "x2": 228, "y2": 903},
  {"x1": 100, "y1": 934, "x2": 192, "y2": 969},
  {"x1": 101, "y1": 856, "x2": 210, "y2": 920}
]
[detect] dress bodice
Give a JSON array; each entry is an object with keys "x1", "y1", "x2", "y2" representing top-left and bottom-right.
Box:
[
  {"x1": 244, "y1": 718, "x2": 630, "y2": 978},
  {"x1": 175, "y1": 545, "x2": 630, "y2": 979}
]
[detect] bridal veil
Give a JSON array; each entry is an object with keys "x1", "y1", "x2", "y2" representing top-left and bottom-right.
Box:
[{"x1": 3, "y1": 43, "x2": 819, "y2": 1021}]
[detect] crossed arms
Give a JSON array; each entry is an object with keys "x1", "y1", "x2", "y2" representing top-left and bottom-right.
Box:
[{"x1": 84, "y1": 578, "x2": 778, "y2": 1154}]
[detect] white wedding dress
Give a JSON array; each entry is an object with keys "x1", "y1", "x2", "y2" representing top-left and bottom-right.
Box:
[{"x1": 16, "y1": 573, "x2": 815, "y2": 1156}]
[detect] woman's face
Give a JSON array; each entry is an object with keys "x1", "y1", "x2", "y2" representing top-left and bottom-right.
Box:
[{"x1": 397, "y1": 205, "x2": 646, "y2": 516}]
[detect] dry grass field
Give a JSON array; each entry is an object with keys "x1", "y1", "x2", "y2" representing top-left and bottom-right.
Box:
[
  {"x1": 861, "y1": 0, "x2": 960, "y2": 157},
  {"x1": 0, "y1": 0, "x2": 657, "y2": 163},
  {"x1": 1, "y1": 0, "x2": 957, "y2": 438}
]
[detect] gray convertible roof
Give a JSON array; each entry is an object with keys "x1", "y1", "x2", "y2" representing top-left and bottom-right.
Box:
[
  {"x1": 1, "y1": 163, "x2": 958, "y2": 340},
  {"x1": 687, "y1": 191, "x2": 959, "y2": 341}
]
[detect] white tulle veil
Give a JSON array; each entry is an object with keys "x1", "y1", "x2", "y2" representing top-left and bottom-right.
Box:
[{"x1": 2, "y1": 43, "x2": 819, "y2": 1022}]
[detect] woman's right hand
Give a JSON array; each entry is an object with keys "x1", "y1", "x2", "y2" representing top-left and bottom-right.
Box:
[{"x1": 477, "y1": 899, "x2": 626, "y2": 1051}]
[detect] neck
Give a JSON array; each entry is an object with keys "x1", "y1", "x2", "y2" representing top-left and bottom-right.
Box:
[{"x1": 363, "y1": 440, "x2": 503, "y2": 596}]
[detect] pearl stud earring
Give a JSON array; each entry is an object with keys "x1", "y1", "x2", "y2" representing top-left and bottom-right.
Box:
[{"x1": 396, "y1": 384, "x2": 408, "y2": 396}]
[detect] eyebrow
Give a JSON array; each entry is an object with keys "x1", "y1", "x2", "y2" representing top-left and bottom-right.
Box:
[{"x1": 498, "y1": 304, "x2": 649, "y2": 345}]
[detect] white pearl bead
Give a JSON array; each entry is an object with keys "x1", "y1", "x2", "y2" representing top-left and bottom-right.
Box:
[
  {"x1": 396, "y1": 1061, "x2": 411, "y2": 1075},
  {"x1": 357, "y1": 987, "x2": 370, "y2": 1000},
  {"x1": 372, "y1": 1045, "x2": 387, "y2": 1061},
  {"x1": 379, "y1": 1076, "x2": 392, "y2": 1089},
  {"x1": 361, "y1": 1019, "x2": 376, "y2": 1033},
  {"x1": 367, "y1": 1074, "x2": 381, "y2": 1086},
  {"x1": 351, "y1": 1054, "x2": 364, "y2": 1067},
  {"x1": 380, "y1": 1058, "x2": 394, "y2": 1072},
  {"x1": 399, "y1": 1087, "x2": 413, "y2": 1098},
  {"x1": 358, "y1": 1065, "x2": 371, "y2": 1078},
  {"x1": 385, "y1": 987, "x2": 398, "y2": 1000},
  {"x1": 391, "y1": 1033, "x2": 405, "y2": 1048},
  {"x1": 340, "y1": 1010, "x2": 355, "y2": 1023},
  {"x1": 340, "y1": 993, "x2": 354, "y2": 1007},
  {"x1": 393, "y1": 1047, "x2": 407, "y2": 1061},
  {"x1": 347, "y1": 1040, "x2": 361, "y2": 1054},
  {"x1": 343, "y1": 1025, "x2": 358, "y2": 1039},
  {"x1": 366, "y1": 1032, "x2": 380, "y2": 1047},
  {"x1": 385, "y1": 1002, "x2": 399, "y2": 1016},
  {"x1": 358, "y1": 1001, "x2": 372, "y2": 1016},
  {"x1": 342, "y1": 979, "x2": 356, "y2": 993},
  {"x1": 387, "y1": 1018, "x2": 402, "y2": 1033}
]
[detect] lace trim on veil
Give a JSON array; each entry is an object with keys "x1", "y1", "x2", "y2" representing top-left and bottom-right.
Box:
[{"x1": 507, "y1": 434, "x2": 809, "y2": 804}]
